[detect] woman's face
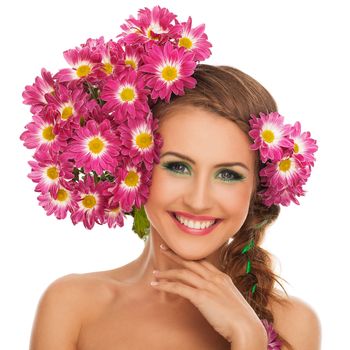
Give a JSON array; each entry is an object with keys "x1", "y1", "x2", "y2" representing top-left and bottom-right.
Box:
[{"x1": 144, "y1": 105, "x2": 256, "y2": 261}]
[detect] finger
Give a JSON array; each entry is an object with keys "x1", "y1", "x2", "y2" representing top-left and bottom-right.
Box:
[
  {"x1": 154, "y1": 268, "x2": 211, "y2": 290},
  {"x1": 151, "y1": 279, "x2": 201, "y2": 304},
  {"x1": 160, "y1": 247, "x2": 211, "y2": 279}
]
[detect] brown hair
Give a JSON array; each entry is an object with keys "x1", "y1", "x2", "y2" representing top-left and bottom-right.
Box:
[{"x1": 151, "y1": 64, "x2": 294, "y2": 350}]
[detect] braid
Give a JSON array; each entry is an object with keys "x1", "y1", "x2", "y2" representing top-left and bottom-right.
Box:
[{"x1": 218, "y1": 200, "x2": 295, "y2": 350}]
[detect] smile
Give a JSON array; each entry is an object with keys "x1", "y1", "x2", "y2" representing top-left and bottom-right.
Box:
[{"x1": 169, "y1": 212, "x2": 222, "y2": 236}]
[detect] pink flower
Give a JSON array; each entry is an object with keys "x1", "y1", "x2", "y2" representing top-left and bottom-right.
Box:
[
  {"x1": 54, "y1": 46, "x2": 101, "y2": 83},
  {"x1": 177, "y1": 16, "x2": 212, "y2": 61},
  {"x1": 249, "y1": 112, "x2": 318, "y2": 207},
  {"x1": 37, "y1": 181, "x2": 79, "y2": 220},
  {"x1": 70, "y1": 175, "x2": 108, "y2": 229},
  {"x1": 100, "y1": 70, "x2": 150, "y2": 121},
  {"x1": 118, "y1": 5, "x2": 181, "y2": 45},
  {"x1": 62, "y1": 119, "x2": 121, "y2": 175},
  {"x1": 108, "y1": 160, "x2": 151, "y2": 213},
  {"x1": 289, "y1": 121, "x2": 318, "y2": 166},
  {"x1": 261, "y1": 319, "x2": 283, "y2": 350},
  {"x1": 28, "y1": 147, "x2": 74, "y2": 198},
  {"x1": 249, "y1": 112, "x2": 294, "y2": 163},
  {"x1": 20, "y1": 113, "x2": 66, "y2": 153},
  {"x1": 118, "y1": 113, "x2": 164, "y2": 171},
  {"x1": 22, "y1": 68, "x2": 55, "y2": 115},
  {"x1": 140, "y1": 41, "x2": 197, "y2": 102}
]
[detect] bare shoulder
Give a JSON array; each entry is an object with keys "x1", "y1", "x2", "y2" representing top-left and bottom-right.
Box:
[
  {"x1": 270, "y1": 290, "x2": 322, "y2": 350},
  {"x1": 30, "y1": 271, "x2": 120, "y2": 350}
]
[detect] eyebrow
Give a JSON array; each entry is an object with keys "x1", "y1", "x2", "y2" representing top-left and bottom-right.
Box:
[{"x1": 160, "y1": 151, "x2": 250, "y2": 171}]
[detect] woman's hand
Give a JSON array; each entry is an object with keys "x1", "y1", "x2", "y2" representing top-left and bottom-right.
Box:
[{"x1": 151, "y1": 244, "x2": 268, "y2": 348}]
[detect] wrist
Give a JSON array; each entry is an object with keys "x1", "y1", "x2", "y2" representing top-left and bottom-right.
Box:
[{"x1": 230, "y1": 323, "x2": 268, "y2": 350}]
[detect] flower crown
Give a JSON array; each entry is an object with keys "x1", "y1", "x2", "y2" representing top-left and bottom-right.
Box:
[{"x1": 20, "y1": 6, "x2": 317, "y2": 240}]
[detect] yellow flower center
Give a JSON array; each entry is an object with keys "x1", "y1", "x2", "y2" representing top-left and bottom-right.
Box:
[
  {"x1": 294, "y1": 142, "x2": 299, "y2": 153},
  {"x1": 161, "y1": 66, "x2": 178, "y2": 82},
  {"x1": 56, "y1": 189, "x2": 68, "y2": 202},
  {"x1": 279, "y1": 158, "x2": 291, "y2": 172},
  {"x1": 120, "y1": 87, "x2": 136, "y2": 102},
  {"x1": 103, "y1": 62, "x2": 113, "y2": 75},
  {"x1": 179, "y1": 37, "x2": 193, "y2": 49},
  {"x1": 125, "y1": 59, "x2": 137, "y2": 70},
  {"x1": 76, "y1": 64, "x2": 91, "y2": 78},
  {"x1": 136, "y1": 132, "x2": 153, "y2": 149},
  {"x1": 42, "y1": 125, "x2": 55, "y2": 141},
  {"x1": 88, "y1": 137, "x2": 105, "y2": 154},
  {"x1": 147, "y1": 28, "x2": 161, "y2": 40},
  {"x1": 262, "y1": 129, "x2": 275, "y2": 143},
  {"x1": 46, "y1": 166, "x2": 59, "y2": 180},
  {"x1": 82, "y1": 194, "x2": 96, "y2": 209},
  {"x1": 124, "y1": 170, "x2": 139, "y2": 188},
  {"x1": 61, "y1": 106, "x2": 73, "y2": 120}
]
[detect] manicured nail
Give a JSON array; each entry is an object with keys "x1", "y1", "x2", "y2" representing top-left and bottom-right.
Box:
[
  {"x1": 150, "y1": 281, "x2": 159, "y2": 286},
  {"x1": 160, "y1": 243, "x2": 168, "y2": 250},
  {"x1": 152, "y1": 270, "x2": 159, "y2": 274}
]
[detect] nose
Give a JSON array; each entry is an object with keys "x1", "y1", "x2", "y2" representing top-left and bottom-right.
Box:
[{"x1": 183, "y1": 172, "x2": 214, "y2": 211}]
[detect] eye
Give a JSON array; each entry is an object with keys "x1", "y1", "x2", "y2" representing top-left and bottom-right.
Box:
[
  {"x1": 162, "y1": 161, "x2": 190, "y2": 174},
  {"x1": 217, "y1": 169, "x2": 245, "y2": 182}
]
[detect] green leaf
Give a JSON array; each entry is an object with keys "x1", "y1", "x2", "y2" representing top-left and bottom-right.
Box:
[{"x1": 131, "y1": 205, "x2": 150, "y2": 241}]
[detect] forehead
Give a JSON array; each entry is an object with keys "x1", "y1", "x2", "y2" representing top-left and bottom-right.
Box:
[{"x1": 158, "y1": 106, "x2": 255, "y2": 167}]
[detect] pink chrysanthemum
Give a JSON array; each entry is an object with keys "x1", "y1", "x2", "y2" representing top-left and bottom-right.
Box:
[
  {"x1": 108, "y1": 161, "x2": 151, "y2": 213},
  {"x1": 70, "y1": 175, "x2": 109, "y2": 229},
  {"x1": 249, "y1": 112, "x2": 295, "y2": 163},
  {"x1": 45, "y1": 83, "x2": 88, "y2": 130},
  {"x1": 22, "y1": 68, "x2": 55, "y2": 115},
  {"x1": 289, "y1": 121, "x2": 318, "y2": 166},
  {"x1": 20, "y1": 113, "x2": 66, "y2": 153},
  {"x1": 114, "y1": 45, "x2": 144, "y2": 75},
  {"x1": 54, "y1": 46, "x2": 101, "y2": 83},
  {"x1": 102, "y1": 196, "x2": 128, "y2": 229},
  {"x1": 62, "y1": 119, "x2": 121, "y2": 175},
  {"x1": 140, "y1": 41, "x2": 197, "y2": 102},
  {"x1": 261, "y1": 319, "x2": 283, "y2": 350},
  {"x1": 177, "y1": 16, "x2": 212, "y2": 61},
  {"x1": 100, "y1": 70, "x2": 150, "y2": 121},
  {"x1": 38, "y1": 181, "x2": 79, "y2": 220},
  {"x1": 118, "y1": 113, "x2": 164, "y2": 171},
  {"x1": 118, "y1": 5, "x2": 181, "y2": 45},
  {"x1": 28, "y1": 147, "x2": 74, "y2": 198}
]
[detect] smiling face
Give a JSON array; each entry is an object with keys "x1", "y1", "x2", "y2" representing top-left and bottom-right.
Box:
[{"x1": 144, "y1": 105, "x2": 257, "y2": 262}]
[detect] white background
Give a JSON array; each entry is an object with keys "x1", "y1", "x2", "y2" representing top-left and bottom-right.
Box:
[{"x1": 1, "y1": 0, "x2": 349, "y2": 348}]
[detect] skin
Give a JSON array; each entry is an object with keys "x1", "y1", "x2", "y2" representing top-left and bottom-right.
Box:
[
  {"x1": 130, "y1": 105, "x2": 257, "y2": 305},
  {"x1": 30, "y1": 105, "x2": 322, "y2": 349}
]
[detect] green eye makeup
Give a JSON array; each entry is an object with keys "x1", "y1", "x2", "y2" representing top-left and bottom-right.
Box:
[{"x1": 161, "y1": 161, "x2": 246, "y2": 182}]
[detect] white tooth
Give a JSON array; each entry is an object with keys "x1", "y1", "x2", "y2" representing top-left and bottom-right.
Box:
[{"x1": 175, "y1": 214, "x2": 215, "y2": 229}]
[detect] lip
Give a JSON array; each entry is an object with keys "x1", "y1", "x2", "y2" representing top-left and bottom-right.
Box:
[
  {"x1": 171, "y1": 210, "x2": 220, "y2": 221},
  {"x1": 169, "y1": 212, "x2": 222, "y2": 236}
]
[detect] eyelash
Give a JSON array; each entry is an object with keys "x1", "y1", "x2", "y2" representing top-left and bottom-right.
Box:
[{"x1": 161, "y1": 161, "x2": 246, "y2": 182}]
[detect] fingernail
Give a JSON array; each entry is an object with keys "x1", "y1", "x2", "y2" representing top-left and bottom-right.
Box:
[
  {"x1": 160, "y1": 243, "x2": 168, "y2": 250},
  {"x1": 152, "y1": 270, "x2": 159, "y2": 274}
]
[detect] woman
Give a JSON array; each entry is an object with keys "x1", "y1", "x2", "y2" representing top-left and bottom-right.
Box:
[{"x1": 28, "y1": 64, "x2": 321, "y2": 350}]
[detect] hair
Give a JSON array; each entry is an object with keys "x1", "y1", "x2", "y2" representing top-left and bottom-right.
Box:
[{"x1": 150, "y1": 64, "x2": 294, "y2": 350}]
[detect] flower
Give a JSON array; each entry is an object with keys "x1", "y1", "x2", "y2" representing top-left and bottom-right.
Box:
[
  {"x1": 178, "y1": 16, "x2": 212, "y2": 61},
  {"x1": 118, "y1": 5, "x2": 180, "y2": 45},
  {"x1": 261, "y1": 319, "x2": 283, "y2": 350},
  {"x1": 249, "y1": 112, "x2": 294, "y2": 163},
  {"x1": 140, "y1": 41, "x2": 197, "y2": 102},
  {"x1": 38, "y1": 181, "x2": 79, "y2": 220},
  {"x1": 61, "y1": 119, "x2": 121, "y2": 175},
  {"x1": 22, "y1": 68, "x2": 55, "y2": 114},
  {"x1": 70, "y1": 175, "x2": 108, "y2": 229},
  {"x1": 118, "y1": 113, "x2": 164, "y2": 171},
  {"x1": 100, "y1": 70, "x2": 150, "y2": 121},
  {"x1": 248, "y1": 112, "x2": 318, "y2": 207},
  {"x1": 54, "y1": 46, "x2": 101, "y2": 83}
]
